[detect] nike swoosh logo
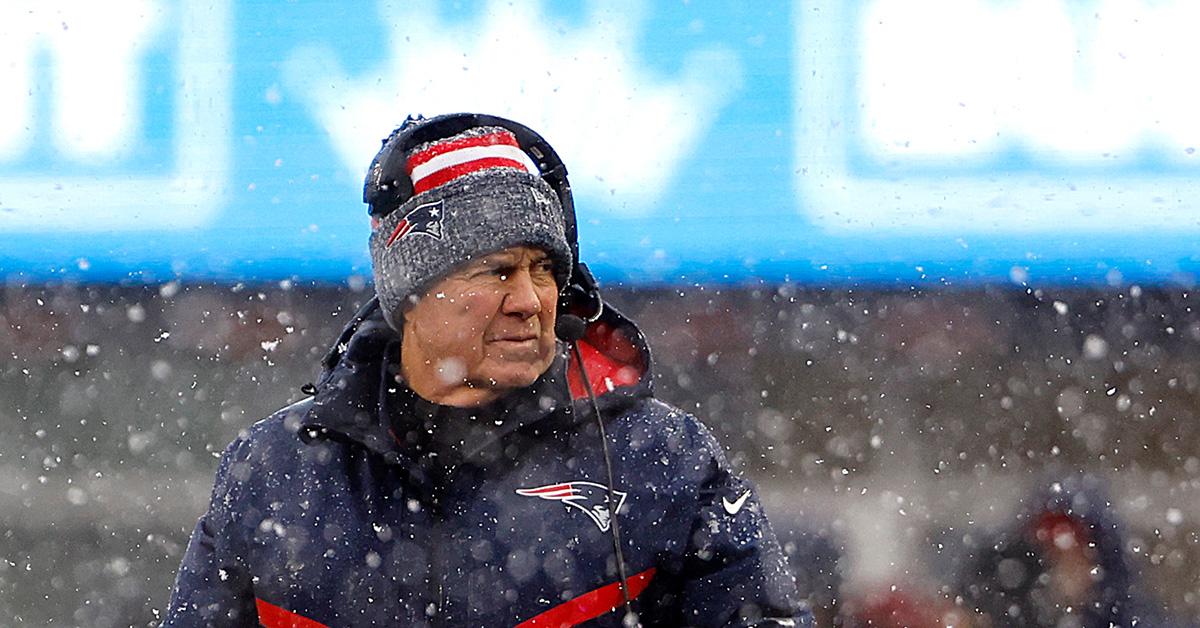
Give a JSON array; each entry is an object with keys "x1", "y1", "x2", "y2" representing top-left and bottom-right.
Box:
[{"x1": 722, "y1": 490, "x2": 751, "y2": 515}]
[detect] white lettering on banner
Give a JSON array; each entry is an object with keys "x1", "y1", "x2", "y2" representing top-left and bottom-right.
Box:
[
  {"x1": 283, "y1": 0, "x2": 741, "y2": 215},
  {"x1": 0, "y1": 0, "x2": 231, "y2": 232},
  {"x1": 794, "y1": 0, "x2": 1200, "y2": 233},
  {"x1": 860, "y1": 0, "x2": 1200, "y2": 161},
  {"x1": 0, "y1": 2, "x2": 160, "y2": 161}
]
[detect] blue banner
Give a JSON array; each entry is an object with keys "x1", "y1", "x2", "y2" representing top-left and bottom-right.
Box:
[{"x1": 2, "y1": 0, "x2": 1198, "y2": 286}]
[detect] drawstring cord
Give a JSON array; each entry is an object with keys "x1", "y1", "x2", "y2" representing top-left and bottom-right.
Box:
[{"x1": 569, "y1": 340, "x2": 638, "y2": 627}]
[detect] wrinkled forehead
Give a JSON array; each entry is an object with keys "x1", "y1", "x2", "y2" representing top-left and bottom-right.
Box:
[
  {"x1": 401, "y1": 245, "x2": 557, "y2": 312},
  {"x1": 454, "y1": 245, "x2": 552, "y2": 273}
]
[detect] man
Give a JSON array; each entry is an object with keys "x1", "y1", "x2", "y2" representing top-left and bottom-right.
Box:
[
  {"x1": 165, "y1": 113, "x2": 809, "y2": 627},
  {"x1": 959, "y1": 474, "x2": 1169, "y2": 628}
]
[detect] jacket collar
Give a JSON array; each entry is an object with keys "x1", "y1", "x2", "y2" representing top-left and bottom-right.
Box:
[
  {"x1": 301, "y1": 295, "x2": 655, "y2": 463},
  {"x1": 300, "y1": 298, "x2": 403, "y2": 461}
]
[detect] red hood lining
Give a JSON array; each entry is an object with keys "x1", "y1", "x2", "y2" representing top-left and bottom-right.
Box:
[{"x1": 566, "y1": 321, "x2": 644, "y2": 400}]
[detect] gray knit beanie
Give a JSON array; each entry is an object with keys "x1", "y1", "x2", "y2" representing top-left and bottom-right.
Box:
[{"x1": 368, "y1": 125, "x2": 572, "y2": 327}]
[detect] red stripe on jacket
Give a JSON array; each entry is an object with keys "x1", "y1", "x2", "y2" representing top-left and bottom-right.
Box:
[
  {"x1": 255, "y1": 598, "x2": 329, "y2": 628},
  {"x1": 516, "y1": 567, "x2": 656, "y2": 627}
]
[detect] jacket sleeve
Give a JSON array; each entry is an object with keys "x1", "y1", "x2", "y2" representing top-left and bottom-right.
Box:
[
  {"x1": 675, "y1": 418, "x2": 813, "y2": 628},
  {"x1": 163, "y1": 436, "x2": 258, "y2": 627}
]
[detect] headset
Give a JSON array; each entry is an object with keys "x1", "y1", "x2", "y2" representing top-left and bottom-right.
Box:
[{"x1": 364, "y1": 113, "x2": 637, "y2": 624}]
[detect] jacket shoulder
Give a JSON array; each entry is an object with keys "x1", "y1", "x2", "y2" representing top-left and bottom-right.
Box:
[
  {"x1": 229, "y1": 396, "x2": 313, "y2": 446},
  {"x1": 612, "y1": 397, "x2": 730, "y2": 478},
  {"x1": 625, "y1": 397, "x2": 723, "y2": 447},
  {"x1": 215, "y1": 398, "x2": 319, "y2": 480}
]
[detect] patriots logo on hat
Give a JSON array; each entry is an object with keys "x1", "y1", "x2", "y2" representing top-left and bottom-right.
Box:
[
  {"x1": 386, "y1": 199, "x2": 444, "y2": 247},
  {"x1": 516, "y1": 481, "x2": 628, "y2": 533}
]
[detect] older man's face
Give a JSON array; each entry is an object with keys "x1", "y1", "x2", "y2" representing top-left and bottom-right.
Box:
[{"x1": 400, "y1": 246, "x2": 559, "y2": 407}]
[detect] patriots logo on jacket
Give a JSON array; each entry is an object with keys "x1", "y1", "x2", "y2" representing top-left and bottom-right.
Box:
[
  {"x1": 516, "y1": 482, "x2": 628, "y2": 533},
  {"x1": 386, "y1": 199, "x2": 444, "y2": 247}
]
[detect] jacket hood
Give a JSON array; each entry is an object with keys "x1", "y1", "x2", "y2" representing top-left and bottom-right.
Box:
[{"x1": 300, "y1": 295, "x2": 655, "y2": 464}]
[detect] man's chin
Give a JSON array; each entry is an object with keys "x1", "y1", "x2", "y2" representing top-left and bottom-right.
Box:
[{"x1": 478, "y1": 360, "x2": 551, "y2": 391}]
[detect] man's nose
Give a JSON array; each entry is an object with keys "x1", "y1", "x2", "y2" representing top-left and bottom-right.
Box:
[{"x1": 501, "y1": 268, "x2": 542, "y2": 317}]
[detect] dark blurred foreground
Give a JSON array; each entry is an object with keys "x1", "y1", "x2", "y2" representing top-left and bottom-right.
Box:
[{"x1": 2, "y1": 281, "x2": 1198, "y2": 625}]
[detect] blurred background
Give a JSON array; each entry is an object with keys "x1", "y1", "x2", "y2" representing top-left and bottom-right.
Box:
[{"x1": 2, "y1": 1, "x2": 1199, "y2": 625}]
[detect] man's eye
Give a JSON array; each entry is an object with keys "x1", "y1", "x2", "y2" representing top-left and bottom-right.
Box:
[
  {"x1": 471, "y1": 266, "x2": 503, "y2": 279},
  {"x1": 491, "y1": 266, "x2": 516, "y2": 280}
]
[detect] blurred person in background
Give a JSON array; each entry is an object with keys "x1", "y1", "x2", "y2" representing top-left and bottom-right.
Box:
[
  {"x1": 163, "y1": 113, "x2": 810, "y2": 627},
  {"x1": 959, "y1": 473, "x2": 1182, "y2": 628}
]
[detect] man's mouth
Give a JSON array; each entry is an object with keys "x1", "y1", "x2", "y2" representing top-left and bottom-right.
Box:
[
  {"x1": 488, "y1": 334, "x2": 543, "y2": 358},
  {"x1": 491, "y1": 334, "x2": 538, "y2": 343}
]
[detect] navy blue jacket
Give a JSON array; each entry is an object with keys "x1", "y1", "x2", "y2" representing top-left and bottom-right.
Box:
[{"x1": 165, "y1": 298, "x2": 809, "y2": 627}]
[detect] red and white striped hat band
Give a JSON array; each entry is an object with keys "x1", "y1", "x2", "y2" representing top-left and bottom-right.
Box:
[{"x1": 405, "y1": 128, "x2": 540, "y2": 196}]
